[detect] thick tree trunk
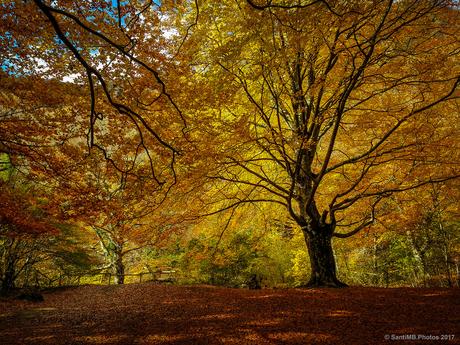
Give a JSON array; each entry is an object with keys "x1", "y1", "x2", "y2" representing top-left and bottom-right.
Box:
[
  {"x1": 113, "y1": 252, "x2": 125, "y2": 285},
  {"x1": 302, "y1": 229, "x2": 347, "y2": 288}
]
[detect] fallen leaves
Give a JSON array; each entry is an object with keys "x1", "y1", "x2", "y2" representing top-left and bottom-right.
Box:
[{"x1": 0, "y1": 284, "x2": 458, "y2": 344}]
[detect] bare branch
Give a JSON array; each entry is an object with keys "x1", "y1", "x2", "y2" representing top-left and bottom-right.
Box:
[{"x1": 333, "y1": 197, "x2": 382, "y2": 238}]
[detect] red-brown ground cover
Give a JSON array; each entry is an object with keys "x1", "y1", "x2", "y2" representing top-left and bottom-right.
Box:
[{"x1": 0, "y1": 284, "x2": 458, "y2": 344}]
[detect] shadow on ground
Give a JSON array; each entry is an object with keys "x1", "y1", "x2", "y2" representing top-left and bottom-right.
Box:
[{"x1": 0, "y1": 284, "x2": 459, "y2": 344}]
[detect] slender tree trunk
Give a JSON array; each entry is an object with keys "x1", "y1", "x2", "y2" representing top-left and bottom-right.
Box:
[
  {"x1": 456, "y1": 262, "x2": 459, "y2": 287},
  {"x1": 1, "y1": 262, "x2": 16, "y2": 293},
  {"x1": 302, "y1": 229, "x2": 347, "y2": 287},
  {"x1": 439, "y1": 223, "x2": 453, "y2": 287},
  {"x1": 372, "y1": 235, "x2": 379, "y2": 286},
  {"x1": 406, "y1": 230, "x2": 429, "y2": 287},
  {"x1": 1, "y1": 240, "x2": 17, "y2": 293},
  {"x1": 413, "y1": 250, "x2": 428, "y2": 287}
]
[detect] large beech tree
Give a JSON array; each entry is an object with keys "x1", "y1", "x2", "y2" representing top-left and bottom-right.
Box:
[{"x1": 186, "y1": 0, "x2": 460, "y2": 286}]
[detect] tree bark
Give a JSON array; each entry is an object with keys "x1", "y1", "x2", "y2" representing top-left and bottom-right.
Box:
[
  {"x1": 113, "y1": 251, "x2": 125, "y2": 285},
  {"x1": 302, "y1": 228, "x2": 347, "y2": 288},
  {"x1": 1, "y1": 239, "x2": 17, "y2": 293},
  {"x1": 1, "y1": 262, "x2": 16, "y2": 293}
]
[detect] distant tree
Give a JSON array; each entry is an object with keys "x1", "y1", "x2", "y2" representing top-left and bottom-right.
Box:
[
  {"x1": 0, "y1": 182, "x2": 57, "y2": 292},
  {"x1": 52, "y1": 148, "x2": 197, "y2": 284},
  {"x1": 403, "y1": 183, "x2": 460, "y2": 287}
]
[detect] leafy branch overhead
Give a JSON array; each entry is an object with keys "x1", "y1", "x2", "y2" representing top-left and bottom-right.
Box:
[{"x1": 23, "y1": 0, "x2": 191, "y2": 185}]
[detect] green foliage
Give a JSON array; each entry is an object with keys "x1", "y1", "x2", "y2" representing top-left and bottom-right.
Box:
[
  {"x1": 175, "y1": 224, "x2": 311, "y2": 288},
  {"x1": 48, "y1": 224, "x2": 100, "y2": 273},
  {"x1": 288, "y1": 249, "x2": 311, "y2": 287},
  {"x1": 174, "y1": 230, "x2": 263, "y2": 287},
  {"x1": 0, "y1": 153, "x2": 12, "y2": 181},
  {"x1": 332, "y1": 216, "x2": 460, "y2": 288},
  {"x1": 207, "y1": 231, "x2": 260, "y2": 287}
]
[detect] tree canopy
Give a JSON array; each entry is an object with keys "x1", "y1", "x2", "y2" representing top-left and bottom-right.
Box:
[{"x1": 0, "y1": 0, "x2": 459, "y2": 289}]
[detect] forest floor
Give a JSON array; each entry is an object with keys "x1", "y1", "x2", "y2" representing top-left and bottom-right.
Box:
[{"x1": 0, "y1": 284, "x2": 459, "y2": 345}]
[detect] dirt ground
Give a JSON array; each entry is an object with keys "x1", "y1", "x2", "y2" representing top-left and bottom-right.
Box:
[{"x1": 0, "y1": 284, "x2": 458, "y2": 344}]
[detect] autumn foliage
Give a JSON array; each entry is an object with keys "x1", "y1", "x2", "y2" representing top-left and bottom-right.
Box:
[
  {"x1": 0, "y1": 183, "x2": 56, "y2": 238},
  {"x1": 0, "y1": 0, "x2": 459, "y2": 291}
]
